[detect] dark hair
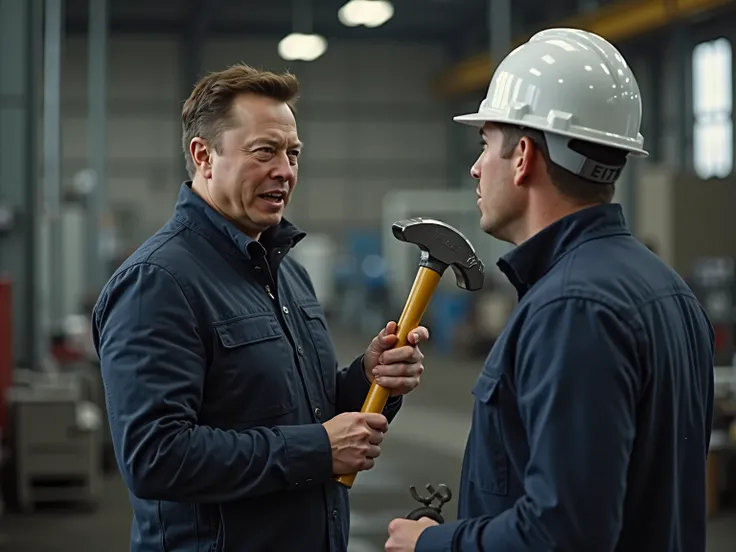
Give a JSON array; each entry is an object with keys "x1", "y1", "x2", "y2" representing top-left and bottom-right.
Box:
[
  {"x1": 181, "y1": 63, "x2": 300, "y2": 178},
  {"x1": 497, "y1": 124, "x2": 628, "y2": 204}
]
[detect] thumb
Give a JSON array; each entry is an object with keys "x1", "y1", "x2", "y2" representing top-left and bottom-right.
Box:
[{"x1": 372, "y1": 321, "x2": 398, "y2": 352}]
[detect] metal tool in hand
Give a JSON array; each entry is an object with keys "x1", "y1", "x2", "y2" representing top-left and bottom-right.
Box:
[
  {"x1": 405, "y1": 483, "x2": 453, "y2": 524},
  {"x1": 335, "y1": 219, "x2": 485, "y2": 488}
]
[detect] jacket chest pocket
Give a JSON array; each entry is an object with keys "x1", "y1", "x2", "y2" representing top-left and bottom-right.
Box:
[
  {"x1": 210, "y1": 313, "x2": 297, "y2": 424},
  {"x1": 297, "y1": 302, "x2": 337, "y2": 404},
  {"x1": 468, "y1": 370, "x2": 509, "y2": 496}
]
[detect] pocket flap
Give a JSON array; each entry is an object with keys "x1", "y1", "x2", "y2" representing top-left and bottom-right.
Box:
[
  {"x1": 214, "y1": 314, "x2": 281, "y2": 348},
  {"x1": 299, "y1": 302, "x2": 324, "y2": 321},
  {"x1": 472, "y1": 372, "x2": 501, "y2": 403}
]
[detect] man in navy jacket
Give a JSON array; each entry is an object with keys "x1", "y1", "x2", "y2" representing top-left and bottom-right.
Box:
[
  {"x1": 386, "y1": 29, "x2": 714, "y2": 552},
  {"x1": 94, "y1": 64, "x2": 429, "y2": 552}
]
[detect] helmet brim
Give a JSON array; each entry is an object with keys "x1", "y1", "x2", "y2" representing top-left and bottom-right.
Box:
[{"x1": 453, "y1": 112, "x2": 649, "y2": 158}]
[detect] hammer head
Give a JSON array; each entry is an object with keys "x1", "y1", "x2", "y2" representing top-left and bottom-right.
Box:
[{"x1": 392, "y1": 218, "x2": 485, "y2": 291}]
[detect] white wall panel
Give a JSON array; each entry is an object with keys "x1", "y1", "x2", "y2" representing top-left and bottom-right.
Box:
[{"x1": 60, "y1": 33, "x2": 450, "y2": 248}]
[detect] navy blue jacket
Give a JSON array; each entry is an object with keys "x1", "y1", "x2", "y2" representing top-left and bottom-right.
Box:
[
  {"x1": 93, "y1": 183, "x2": 401, "y2": 552},
  {"x1": 417, "y1": 204, "x2": 714, "y2": 552}
]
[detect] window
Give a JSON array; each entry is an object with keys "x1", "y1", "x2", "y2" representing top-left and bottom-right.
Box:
[{"x1": 692, "y1": 38, "x2": 733, "y2": 179}]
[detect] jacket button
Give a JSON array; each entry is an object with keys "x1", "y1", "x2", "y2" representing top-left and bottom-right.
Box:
[
  {"x1": 314, "y1": 407, "x2": 322, "y2": 419},
  {"x1": 282, "y1": 305, "x2": 289, "y2": 314},
  {"x1": 297, "y1": 345, "x2": 304, "y2": 355},
  {"x1": 332, "y1": 509, "x2": 338, "y2": 519}
]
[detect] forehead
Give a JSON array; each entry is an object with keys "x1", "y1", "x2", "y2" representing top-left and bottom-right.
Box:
[
  {"x1": 229, "y1": 93, "x2": 299, "y2": 141},
  {"x1": 480, "y1": 122, "x2": 502, "y2": 140}
]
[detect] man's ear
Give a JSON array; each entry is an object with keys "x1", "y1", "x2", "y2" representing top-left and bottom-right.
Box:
[
  {"x1": 513, "y1": 136, "x2": 536, "y2": 187},
  {"x1": 190, "y1": 137, "x2": 213, "y2": 179}
]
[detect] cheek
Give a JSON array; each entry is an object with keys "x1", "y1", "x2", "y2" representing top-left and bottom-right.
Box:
[{"x1": 479, "y1": 159, "x2": 498, "y2": 196}]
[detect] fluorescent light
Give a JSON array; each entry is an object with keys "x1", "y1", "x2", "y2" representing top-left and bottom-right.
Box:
[
  {"x1": 278, "y1": 33, "x2": 328, "y2": 62},
  {"x1": 338, "y1": 0, "x2": 394, "y2": 28}
]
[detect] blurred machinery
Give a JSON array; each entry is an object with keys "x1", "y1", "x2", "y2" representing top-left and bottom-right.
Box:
[
  {"x1": 0, "y1": 278, "x2": 107, "y2": 514},
  {"x1": 7, "y1": 369, "x2": 103, "y2": 513},
  {"x1": 690, "y1": 257, "x2": 736, "y2": 366}
]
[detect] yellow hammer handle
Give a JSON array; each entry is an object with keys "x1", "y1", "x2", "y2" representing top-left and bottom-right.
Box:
[{"x1": 335, "y1": 266, "x2": 442, "y2": 488}]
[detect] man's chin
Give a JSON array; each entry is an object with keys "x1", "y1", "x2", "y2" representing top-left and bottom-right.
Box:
[{"x1": 253, "y1": 213, "x2": 283, "y2": 232}]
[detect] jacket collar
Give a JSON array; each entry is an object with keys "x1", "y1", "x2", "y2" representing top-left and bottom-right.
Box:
[
  {"x1": 497, "y1": 203, "x2": 631, "y2": 297},
  {"x1": 172, "y1": 182, "x2": 306, "y2": 262}
]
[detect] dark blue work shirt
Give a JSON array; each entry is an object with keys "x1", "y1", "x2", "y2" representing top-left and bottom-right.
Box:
[
  {"x1": 93, "y1": 183, "x2": 401, "y2": 552},
  {"x1": 418, "y1": 204, "x2": 714, "y2": 552}
]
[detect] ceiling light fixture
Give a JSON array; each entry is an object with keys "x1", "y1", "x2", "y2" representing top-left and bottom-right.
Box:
[
  {"x1": 278, "y1": 32, "x2": 328, "y2": 62},
  {"x1": 338, "y1": 0, "x2": 394, "y2": 28}
]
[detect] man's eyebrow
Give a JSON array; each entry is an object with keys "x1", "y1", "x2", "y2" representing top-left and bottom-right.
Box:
[{"x1": 248, "y1": 137, "x2": 303, "y2": 149}]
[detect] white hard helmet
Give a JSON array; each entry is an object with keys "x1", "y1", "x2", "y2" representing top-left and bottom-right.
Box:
[{"x1": 454, "y1": 28, "x2": 648, "y2": 184}]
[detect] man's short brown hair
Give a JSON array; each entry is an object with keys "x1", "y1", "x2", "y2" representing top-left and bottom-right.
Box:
[
  {"x1": 181, "y1": 63, "x2": 300, "y2": 178},
  {"x1": 497, "y1": 124, "x2": 627, "y2": 204}
]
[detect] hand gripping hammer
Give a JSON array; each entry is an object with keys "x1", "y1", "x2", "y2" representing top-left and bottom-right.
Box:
[{"x1": 335, "y1": 218, "x2": 485, "y2": 488}]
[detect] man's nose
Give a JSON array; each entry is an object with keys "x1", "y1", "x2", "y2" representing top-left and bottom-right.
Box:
[
  {"x1": 271, "y1": 153, "x2": 295, "y2": 181},
  {"x1": 470, "y1": 160, "x2": 481, "y2": 180}
]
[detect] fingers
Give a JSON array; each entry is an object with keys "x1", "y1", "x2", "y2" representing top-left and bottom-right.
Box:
[
  {"x1": 366, "y1": 444, "x2": 381, "y2": 459},
  {"x1": 368, "y1": 430, "x2": 384, "y2": 446},
  {"x1": 363, "y1": 413, "x2": 389, "y2": 432},
  {"x1": 407, "y1": 326, "x2": 429, "y2": 344},
  {"x1": 375, "y1": 375, "x2": 420, "y2": 395},
  {"x1": 375, "y1": 323, "x2": 399, "y2": 349},
  {"x1": 373, "y1": 361, "x2": 424, "y2": 379},
  {"x1": 374, "y1": 323, "x2": 428, "y2": 352},
  {"x1": 379, "y1": 346, "x2": 423, "y2": 367}
]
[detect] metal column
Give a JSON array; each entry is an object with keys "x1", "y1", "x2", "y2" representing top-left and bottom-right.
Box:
[
  {"x1": 489, "y1": 0, "x2": 512, "y2": 71},
  {"x1": 43, "y1": 0, "x2": 64, "y2": 330},
  {"x1": 0, "y1": 0, "x2": 44, "y2": 370},
  {"x1": 85, "y1": 0, "x2": 109, "y2": 292},
  {"x1": 179, "y1": 0, "x2": 212, "y2": 180}
]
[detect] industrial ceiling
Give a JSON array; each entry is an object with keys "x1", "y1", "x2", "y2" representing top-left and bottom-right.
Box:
[{"x1": 63, "y1": 0, "x2": 736, "y2": 97}]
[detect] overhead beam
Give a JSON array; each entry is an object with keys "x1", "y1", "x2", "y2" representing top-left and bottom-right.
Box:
[
  {"x1": 432, "y1": 0, "x2": 736, "y2": 99},
  {"x1": 64, "y1": 17, "x2": 450, "y2": 43}
]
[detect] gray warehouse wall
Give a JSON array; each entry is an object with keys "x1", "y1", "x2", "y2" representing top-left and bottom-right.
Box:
[{"x1": 60, "y1": 34, "x2": 450, "y2": 248}]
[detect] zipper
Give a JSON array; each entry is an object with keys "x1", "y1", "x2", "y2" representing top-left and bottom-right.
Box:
[{"x1": 265, "y1": 285, "x2": 275, "y2": 300}]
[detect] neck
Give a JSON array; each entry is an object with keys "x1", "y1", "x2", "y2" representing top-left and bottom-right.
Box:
[
  {"x1": 191, "y1": 176, "x2": 261, "y2": 241},
  {"x1": 512, "y1": 192, "x2": 599, "y2": 245}
]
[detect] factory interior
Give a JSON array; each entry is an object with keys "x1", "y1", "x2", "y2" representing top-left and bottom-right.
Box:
[{"x1": 1, "y1": 0, "x2": 736, "y2": 550}]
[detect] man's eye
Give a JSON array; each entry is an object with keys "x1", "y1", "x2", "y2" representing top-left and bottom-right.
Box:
[
  {"x1": 288, "y1": 150, "x2": 300, "y2": 158},
  {"x1": 479, "y1": 141, "x2": 487, "y2": 149},
  {"x1": 257, "y1": 147, "x2": 275, "y2": 154}
]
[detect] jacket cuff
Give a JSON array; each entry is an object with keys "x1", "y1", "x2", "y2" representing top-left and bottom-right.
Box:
[
  {"x1": 415, "y1": 522, "x2": 458, "y2": 552},
  {"x1": 278, "y1": 423, "x2": 333, "y2": 487}
]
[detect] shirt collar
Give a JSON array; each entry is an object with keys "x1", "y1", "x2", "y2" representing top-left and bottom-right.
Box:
[
  {"x1": 172, "y1": 182, "x2": 306, "y2": 261},
  {"x1": 497, "y1": 203, "x2": 631, "y2": 296}
]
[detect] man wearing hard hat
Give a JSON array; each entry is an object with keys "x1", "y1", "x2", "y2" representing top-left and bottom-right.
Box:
[{"x1": 385, "y1": 28, "x2": 714, "y2": 552}]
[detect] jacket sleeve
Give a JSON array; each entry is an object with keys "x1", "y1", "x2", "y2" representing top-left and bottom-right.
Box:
[
  {"x1": 93, "y1": 262, "x2": 333, "y2": 504},
  {"x1": 416, "y1": 297, "x2": 642, "y2": 552},
  {"x1": 335, "y1": 355, "x2": 402, "y2": 422}
]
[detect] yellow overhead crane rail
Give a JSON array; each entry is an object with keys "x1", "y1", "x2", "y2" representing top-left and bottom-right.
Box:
[{"x1": 432, "y1": 0, "x2": 735, "y2": 98}]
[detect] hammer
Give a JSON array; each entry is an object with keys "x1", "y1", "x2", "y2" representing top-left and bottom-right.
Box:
[{"x1": 335, "y1": 218, "x2": 485, "y2": 488}]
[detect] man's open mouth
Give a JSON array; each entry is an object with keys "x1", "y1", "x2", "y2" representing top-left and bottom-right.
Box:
[{"x1": 259, "y1": 191, "x2": 285, "y2": 203}]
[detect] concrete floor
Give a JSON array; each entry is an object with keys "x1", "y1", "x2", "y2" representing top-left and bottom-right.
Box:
[{"x1": 1, "y1": 330, "x2": 734, "y2": 551}]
